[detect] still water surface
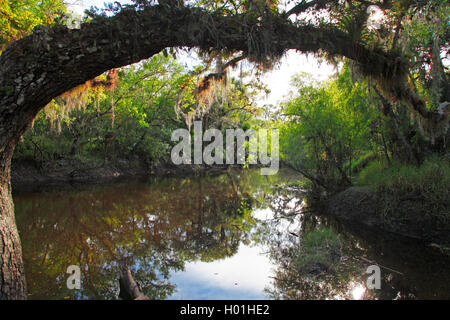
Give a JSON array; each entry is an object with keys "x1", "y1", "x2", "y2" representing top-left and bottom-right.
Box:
[{"x1": 13, "y1": 169, "x2": 450, "y2": 299}]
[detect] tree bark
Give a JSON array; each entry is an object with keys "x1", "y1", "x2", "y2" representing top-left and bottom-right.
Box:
[
  {"x1": 0, "y1": 145, "x2": 26, "y2": 299},
  {"x1": 118, "y1": 262, "x2": 150, "y2": 300}
]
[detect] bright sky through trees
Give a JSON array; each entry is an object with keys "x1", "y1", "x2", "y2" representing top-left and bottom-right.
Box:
[{"x1": 67, "y1": 0, "x2": 335, "y2": 106}]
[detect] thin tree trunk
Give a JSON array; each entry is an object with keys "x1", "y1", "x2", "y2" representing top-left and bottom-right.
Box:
[
  {"x1": 70, "y1": 134, "x2": 80, "y2": 156},
  {"x1": 380, "y1": 124, "x2": 391, "y2": 165}
]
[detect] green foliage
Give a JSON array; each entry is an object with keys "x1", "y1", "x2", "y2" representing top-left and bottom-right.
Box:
[
  {"x1": 357, "y1": 156, "x2": 450, "y2": 194},
  {"x1": 14, "y1": 51, "x2": 265, "y2": 170},
  {"x1": 14, "y1": 53, "x2": 187, "y2": 167},
  {"x1": 279, "y1": 65, "x2": 379, "y2": 190},
  {"x1": 401, "y1": 0, "x2": 450, "y2": 105},
  {"x1": 347, "y1": 151, "x2": 378, "y2": 175},
  {"x1": 357, "y1": 156, "x2": 450, "y2": 223},
  {"x1": 0, "y1": 0, "x2": 67, "y2": 52}
]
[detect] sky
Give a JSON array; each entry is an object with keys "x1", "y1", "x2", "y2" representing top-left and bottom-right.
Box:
[
  {"x1": 168, "y1": 208, "x2": 296, "y2": 300},
  {"x1": 169, "y1": 244, "x2": 272, "y2": 300},
  {"x1": 67, "y1": 0, "x2": 336, "y2": 106}
]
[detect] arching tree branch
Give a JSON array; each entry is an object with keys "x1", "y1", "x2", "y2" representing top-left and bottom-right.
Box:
[{"x1": 0, "y1": 5, "x2": 425, "y2": 149}]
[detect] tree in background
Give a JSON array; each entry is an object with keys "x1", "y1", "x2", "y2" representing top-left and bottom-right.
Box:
[
  {"x1": 279, "y1": 66, "x2": 378, "y2": 191},
  {"x1": 0, "y1": 0, "x2": 67, "y2": 53}
]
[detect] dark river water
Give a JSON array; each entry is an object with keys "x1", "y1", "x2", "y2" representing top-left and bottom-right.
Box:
[{"x1": 12, "y1": 168, "x2": 450, "y2": 300}]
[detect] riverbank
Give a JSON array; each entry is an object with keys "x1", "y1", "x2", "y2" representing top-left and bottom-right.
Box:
[
  {"x1": 11, "y1": 157, "x2": 234, "y2": 192},
  {"x1": 11, "y1": 158, "x2": 146, "y2": 192},
  {"x1": 324, "y1": 186, "x2": 450, "y2": 249}
]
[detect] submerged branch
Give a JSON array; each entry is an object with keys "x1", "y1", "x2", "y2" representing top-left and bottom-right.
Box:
[{"x1": 118, "y1": 261, "x2": 151, "y2": 300}]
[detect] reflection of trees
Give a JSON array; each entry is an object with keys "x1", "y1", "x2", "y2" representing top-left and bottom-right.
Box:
[
  {"x1": 14, "y1": 171, "x2": 259, "y2": 299},
  {"x1": 15, "y1": 168, "x2": 448, "y2": 300},
  {"x1": 264, "y1": 228, "x2": 372, "y2": 300},
  {"x1": 255, "y1": 188, "x2": 367, "y2": 300},
  {"x1": 336, "y1": 221, "x2": 450, "y2": 300},
  {"x1": 258, "y1": 189, "x2": 450, "y2": 300},
  {"x1": 259, "y1": 197, "x2": 380, "y2": 300}
]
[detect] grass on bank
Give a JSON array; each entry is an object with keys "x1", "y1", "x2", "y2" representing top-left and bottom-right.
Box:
[{"x1": 355, "y1": 155, "x2": 450, "y2": 223}]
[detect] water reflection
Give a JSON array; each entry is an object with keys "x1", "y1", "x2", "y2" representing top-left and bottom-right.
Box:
[
  {"x1": 258, "y1": 187, "x2": 450, "y2": 300},
  {"x1": 13, "y1": 169, "x2": 450, "y2": 300},
  {"x1": 14, "y1": 170, "x2": 292, "y2": 299}
]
